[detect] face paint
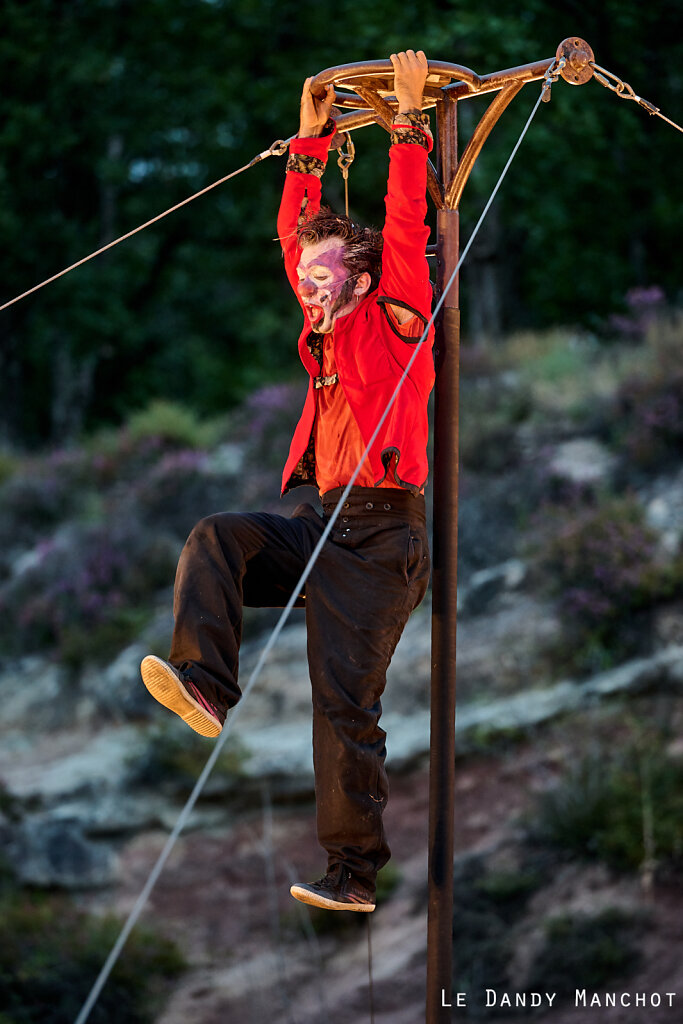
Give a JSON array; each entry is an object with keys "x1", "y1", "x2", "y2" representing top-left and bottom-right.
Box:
[{"x1": 296, "y1": 238, "x2": 358, "y2": 334}]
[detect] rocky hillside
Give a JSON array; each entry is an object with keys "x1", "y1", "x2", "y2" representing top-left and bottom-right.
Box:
[{"x1": 2, "y1": 320, "x2": 683, "y2": 1022}]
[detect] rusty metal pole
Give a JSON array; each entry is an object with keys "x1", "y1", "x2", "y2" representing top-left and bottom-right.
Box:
[{"x1": 426, "y1": 91, "x2": 460, "y2": 1022}]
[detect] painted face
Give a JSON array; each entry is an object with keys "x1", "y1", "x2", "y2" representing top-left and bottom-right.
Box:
[{"x1": 296, "y1": 237, "x2": 357, "y2": 334}]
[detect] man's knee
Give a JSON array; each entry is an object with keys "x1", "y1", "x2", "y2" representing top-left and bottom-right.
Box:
[{"x1": 187, "y1": 511, "x2": 246, "y2": 544}]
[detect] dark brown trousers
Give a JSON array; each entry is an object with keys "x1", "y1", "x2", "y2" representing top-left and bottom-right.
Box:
[{"x1": 169, "y1": 485, "x2": 430, "y2": 884}]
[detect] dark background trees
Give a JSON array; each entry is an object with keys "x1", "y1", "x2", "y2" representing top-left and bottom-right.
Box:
[{"x1": 0, "y1": 0, "x2": 681, "y2": 446}]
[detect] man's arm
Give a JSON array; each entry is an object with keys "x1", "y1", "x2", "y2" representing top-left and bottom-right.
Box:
[
  {"x1": 277, "y1": 79, "x2": 336, "y2": 297},
  {"x1": 380, "y1": 50, "x2": 433, "y2": 330}
]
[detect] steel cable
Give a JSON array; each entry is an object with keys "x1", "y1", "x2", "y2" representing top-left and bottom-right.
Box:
[
  {"x1": 589, "y1": 61, "x2": 683, "y2": 134},
  {"x1": 0, "y1": 137, "x2": 294, "y2": 314},
  {"x1": 73, "y1": 76, "x2": 551, "y2": 1024}
]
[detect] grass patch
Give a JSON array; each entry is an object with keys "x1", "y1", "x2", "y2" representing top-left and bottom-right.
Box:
[
  {"x1": 0, "y1": 882, "x2": 184, "y2": 1023},
  {"x1": 125, "y1": 400, "x2": 226, "y2": 450},
  {"x1": 526, "y1": 908, "x2": 643, "y2": 997},
  {"x1": 0, "y1": 450, "x2": 18, "y2": 486},
  {"x1": 459, "y1": 376, "x2": 533, "y2": 472},
  {"x1": 450, "y1": 856, "x2": 546, "y2": 1017},
  {"x1": 494, "y1": 327, "x2": 659, "y2": 424},
  {"x1": 130, "y1": 722, "x2": 248, "y2": 796},
  {"x1": 527, "y1": 738, "x2": 683, "y2": 874}
]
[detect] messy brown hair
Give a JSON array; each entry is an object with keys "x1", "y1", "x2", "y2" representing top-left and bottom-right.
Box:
[{"x1": 297, "y1": 207, "x2": 384, "y2": 291}]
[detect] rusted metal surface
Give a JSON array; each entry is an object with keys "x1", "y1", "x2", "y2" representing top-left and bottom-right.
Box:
[
  {"x1": 353, "y1": 84, "x2": 394, "y2": 130},
  {"x1": 350, "y1": 84, "x2": 445, "y2": 208},
  {"x1": 445, "y1": 57, "x2": 555, "y2": 100},
  {"x1": 427, "y1": 89, "x2": 459, "y2": 1023},
  {"x1": 427, "y1": 302, "x2": 461, "y2": 1024},
  {"x1": 331, "y1": 89, "x2": 375, "y2": 109},
  {"x1": 445, "y1": 80, "x2": 524, "y2": 210},
  {"x1": 425, "y1": 163, "x2": 445, "y2": 211},
  {"x1": 435, "y1": 91, "x2": 458, "y2": 215},
  {"x1": 557, "y1": 36, "x2": 595, "y2": 85},
  {"x1": 310, "y1": 58, "x2": 481, "y2": 98},
  {"x1": 321, "y1": 57, "x2": 556, "y2": 139}
]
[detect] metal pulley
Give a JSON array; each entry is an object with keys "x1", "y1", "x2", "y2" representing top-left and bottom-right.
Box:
[{"x1": 556, "y1": 37, "x2": 596, "y2": 85}]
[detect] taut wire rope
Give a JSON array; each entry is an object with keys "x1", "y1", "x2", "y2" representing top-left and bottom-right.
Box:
[
  {"x1": 4, "y1": 57, "x2": 678, "y2": 317},
  {"x1": 589, "y1": 61, "x2": 683, "y2": 133},
  {"x1": 74, "y1": 66, "x2": 556, "y2": 1024},
  {"x1": 0, "y1": 137, "x2": 294, "y2": 314}
]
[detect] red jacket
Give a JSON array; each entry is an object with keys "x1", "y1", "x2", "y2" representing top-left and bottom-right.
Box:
[{"x1": 278, "y1": 130, "x2": 435, "y2": 496}]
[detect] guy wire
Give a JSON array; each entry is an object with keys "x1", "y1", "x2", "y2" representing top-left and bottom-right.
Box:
[{"x1": 0, "y1": 137, "x2": 294, "y2": 314}]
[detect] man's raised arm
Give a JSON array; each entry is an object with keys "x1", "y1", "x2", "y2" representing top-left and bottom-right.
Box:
[
  {"x1": 379, "y1": 50, "x2": 433, "y2": 329},
  {"x1": 277, "y1": 78, "x2": 336, "y2": 296}
]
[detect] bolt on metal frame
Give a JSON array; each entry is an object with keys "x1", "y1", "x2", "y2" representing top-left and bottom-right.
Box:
[{"x1": 310, "y1": 37, "x2": 596, "y2": 1023}]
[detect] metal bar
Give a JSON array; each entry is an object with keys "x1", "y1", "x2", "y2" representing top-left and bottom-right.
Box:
[
  {"x1": 311, "y1": 58, "x2": 481, "y2": 95},
  {"x1": 445, "y1": 57, "x2": 554, "y2": 99},
  {"x1": 426, "y1": 166, "x2": 446, "y2": 212},
  {"x1": 426, "y1": 91, "x2": 459, "y2": 1024},
  {"x1": 353, "y1": 84, "x2": 394, "y2": 130},
  {"x1": 436, "y1": 92, "x2": 458, "y2": 212},
  {"x1": 445, "y1": 80, "x2": 524, "y2": 209},
  {"x1": 315, "y1": 57, "x2": 556, "y2": 133},
  {"x1": 351, "y1": 85, "x2": 445, "y2": 209}
]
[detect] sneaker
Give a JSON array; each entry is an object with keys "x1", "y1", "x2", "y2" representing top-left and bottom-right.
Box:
[
  {"x1": 290, "y1": 866, "x2": 376, "y2": 912},
  {"x1": 140, "y1": 655, "x2": 224, "y2": 738}
]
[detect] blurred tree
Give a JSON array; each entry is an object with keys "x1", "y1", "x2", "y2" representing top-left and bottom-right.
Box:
[{"x1": 0, "y1": 0, "x2": 680, "y2": 445}]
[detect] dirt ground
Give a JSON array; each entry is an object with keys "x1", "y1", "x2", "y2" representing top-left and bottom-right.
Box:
[{"x1": 80, "y1": 740, "x2": 683, "y2": 1024}]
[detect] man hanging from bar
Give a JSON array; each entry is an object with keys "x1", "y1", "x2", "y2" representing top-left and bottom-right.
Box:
[{"x1": 140, "y1": 50, "x2": 434, "y2": 912}]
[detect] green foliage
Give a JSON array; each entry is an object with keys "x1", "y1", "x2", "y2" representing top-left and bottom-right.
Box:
[
  {"x1": 59, "y1": 606, "x2": 153, "y2": 671},
  {"x1": 375, "y1": 861, "x2": 401, "y2": 903},
  {"x1": 526, "y1": 908, "x2": 643, "y2": 996},
  {"x1": 0, "y1": 886, "x2": 184, "y2": 1024},
  {"x1": 534, "y1": 493, "x2": 683, "y2": 673},
  {"x1": 131, "y1": 722, "x2": 248, "y2": 795},
  {"x1": 459, "y1": 375, "x2": 533, "y2": 472},
  {"x1": 1, "y1": 0, "x2": 681, "y2": 445},
  {"x1": 0, "y1": 451, "x2": 18, "y2": 486},
  {"x1": 473, "y1": 869, "x2": 541, "y2": 907},
  {"x1": 527, "y1": 742, "x2": 683, "y2": 872},
  {"x1": 125, "y1": 400, "x2": 226, "y2": 450},
  {"x1": 0, "y1": 523, "x2": 178, "y2": 666},
  {"x1": 610, "y1": 313, "x2": 683, "y2": 468},
  {"x1": 450, "y1": 856, "x2": 544, "y2": 1015}
]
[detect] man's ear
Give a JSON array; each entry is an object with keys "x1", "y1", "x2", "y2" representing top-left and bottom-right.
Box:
[{"x1": 354, "y1": 272, "x2": 372, "y2": 298}]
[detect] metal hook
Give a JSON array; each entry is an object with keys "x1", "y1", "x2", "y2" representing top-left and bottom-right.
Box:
[
  {"x1": 337, "y1": 133, "x2": 355, "y2": 217},
  {"x1": 541, "y1": 55, "x2": 566, "y2": 103}
]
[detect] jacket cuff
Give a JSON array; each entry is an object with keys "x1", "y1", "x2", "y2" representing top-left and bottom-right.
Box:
[
  {"x1": 391, "y1": 112, "x2": 433, "y2": 152},
  {"x1": 286, "y1": 152, "x2": 326, "y2": 177},
  {"x1": 289, "y1": 118, "x2": 336, "y2": 163}
]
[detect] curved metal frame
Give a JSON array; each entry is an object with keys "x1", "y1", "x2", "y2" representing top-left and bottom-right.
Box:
[{"x1": 311, "y1": 57, "x2": 556, "y2": 212}]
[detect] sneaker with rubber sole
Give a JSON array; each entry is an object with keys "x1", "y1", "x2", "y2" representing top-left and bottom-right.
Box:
[
  {"x1": 290, "y1": 866, "x2": 376, "y2": 912},
  {"x1": 140, "y1": 655, "x2": 224, "y2": 738}
]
